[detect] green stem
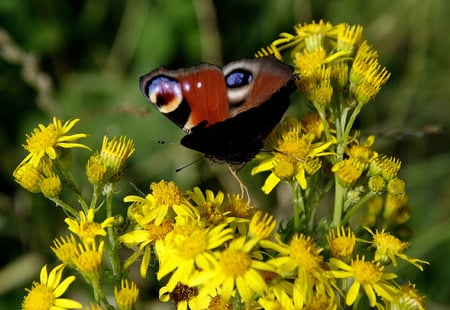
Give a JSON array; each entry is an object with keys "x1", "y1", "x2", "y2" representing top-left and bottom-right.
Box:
[
  {"x1": 332, "y1": 180, "x2": 346, "y2": 226},
  {"x1": 49, "y1": 197, "x2": 79, "y2": 218},
  {"x1": 289, "y1": 182, "x2": 305, "y2": 233},
  {"x1": 105, "y1": 183, "x2": 121, "y2": 278},
  {"x1": 341, "y1": 191, "x2": 376, "y2": 225}
]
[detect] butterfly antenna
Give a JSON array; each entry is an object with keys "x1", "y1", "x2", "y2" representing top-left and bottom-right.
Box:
[
  {"x1": 129, "y1": 182, "x2": 146, "y2": 196},
  {"x1": 174, "y1": 157, "x2": 204, "y2": 173},
  {"x1": 228, "y1": 165, "x2": 251, "y2": 204}
]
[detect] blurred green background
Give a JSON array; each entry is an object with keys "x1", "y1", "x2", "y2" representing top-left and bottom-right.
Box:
[{"x1": 1, "y1": 0, "x2": 449, "y2": 308}]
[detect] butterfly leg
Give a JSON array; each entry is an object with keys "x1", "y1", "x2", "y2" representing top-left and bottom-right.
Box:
[{"x1": 228, "y1": 165, "x2": 250, "y2": 204}]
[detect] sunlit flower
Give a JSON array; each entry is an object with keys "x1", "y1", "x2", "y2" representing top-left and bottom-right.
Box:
[
  {"x1": 13, "y1": 161, "x2": 42, "y2": 193},
  {"x1": 120, "y1": 218, "x2": 174, "y2": 278},
  {"x1": 65, "y1": 209, "x2": 114, "y2": 245},
  {"x1": 85, "y1": 153, "x2": 107, "y2": 185},
  {"x1": 252, "y1": 117, "x2": 333, "y2": 193},
  {"x1": 350, "y1": 41, "x2": 390, "y2": 104},
  {"x1": 20, "y1": 117, "x2": 90, "y2": 167},
  {"x1": 123, "y1": 180, "x2": 189, "y2": 226},
  {"x1": 369, "y1": 155, "x2": 401, "y2": 180},
  {"x1": 365, "y1": 227, "x2": 429, "y2": 270},
  {"x1": 185, "y1": 187, "x2": 229, "y2": 225},
  {"x1": 22, "y1": 264, "x2": 81, "y2": 310},
  {"x1": 155, "y1": 216, "x2": 233, "y2": 292},
  {"x1": 346, "y1": 135, "x2": 378, "y2": 168},
  {"x1": 73, "y1": 240, "x2": 104, "y2": 283},
  {"x1": 194, "y1": 236, "x2": 276, "y2": 307},
  {"x1": 300, "y1": 113, "x2": 324, "y2": 139},
  {"x1": 336, "y1": 23, "x2": 363, "y2": 52},
  {"x1": 224, "y1": 193, "x2": 254, "y2": 220},
  {"x1": 99, "y1": 135, "x2": 135, "y2": 177},
  {"x1": 51, "y1": 234, "x2": 79, "y2": 267},
  {"x1": 332, "y1": 158, "x2": 364, "y2": 187},
  {"x1": 266, "y1": 234, "x2": 332, "y2": 307},
  {"x1": 39, "y1": 171, "x2": 62, "y2": 198},
  {"x1": 330, "y1": 256, "x2": 399, "y2": 307},
  {"x1": 327, "y1": 226, "x2": 356, "y2": 261},
  {"x1": 248, "y1": 211, "x2": 277, "y2": 240},
  {"x1": 114, "y1": 279, "x2": 139, "y2": 310}
]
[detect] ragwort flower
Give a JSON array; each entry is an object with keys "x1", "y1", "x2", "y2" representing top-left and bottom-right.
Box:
[
  {"x1": 252, "y1": 117, "x2": 333, "y2": 193},
  {"x1": 155, "y1": 216, "x2": 233, "y2": 292},
  {"x1": 365, "y1": 227, "x2": 429, "y2": 270},
  {"x1": 114, "y1": 279, "x2": 139, "y2": 310},
  {"x1": 22, "y1": 264, "x2": 81, "y2": 310},
  {"x1": 65, "y1": 209, "x2": 114, "y2": 245},
  {"x1": 193, "y1": 236, "x2": 276, "y2": 307},
  {"x1": 20, "y1": 117, "x2": 90, "y2": 167},
  {"x1": 330, "y1": 256, "x2": 399, "y2": 307}
]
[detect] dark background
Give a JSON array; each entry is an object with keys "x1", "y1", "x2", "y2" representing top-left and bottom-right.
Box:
[{"x1": 1, "y1": 0, "x2": 449, "y2": 308}]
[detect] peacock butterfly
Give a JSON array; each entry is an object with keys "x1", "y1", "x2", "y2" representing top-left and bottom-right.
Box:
[{"x1": 139, "y1": 56, "x2": 296, "y2": 164}]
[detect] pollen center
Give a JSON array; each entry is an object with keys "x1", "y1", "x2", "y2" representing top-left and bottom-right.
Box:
[
  {"x1": 220, "y1": 248, "x2": 251, "y2": 277},
  {"x1": 22, "y1": 283, "x2": 54, "y2": 310},
  {"x1": 25, "y1": 126, "x2": 58, "y2": 153},
  {"x1": 352, "y1": 260, "x2": 382, "y2": 284}
]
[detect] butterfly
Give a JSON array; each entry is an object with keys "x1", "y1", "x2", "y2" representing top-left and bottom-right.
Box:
[{"x1": 139, "y1": 56, "x2": 296, "y2": 164}]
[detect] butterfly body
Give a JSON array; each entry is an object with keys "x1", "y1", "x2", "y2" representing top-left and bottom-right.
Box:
[{"x1": 139, "y1": 56, "x2": 295, "y2": 163}]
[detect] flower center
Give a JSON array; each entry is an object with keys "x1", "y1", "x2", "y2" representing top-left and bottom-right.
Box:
[
  {"x1": 220, "y1": 248, "x2": 251, "y2": 277},
  {"x1": 25, "y1": 125, "x2": 58, "y2": 153},
  {"x1": 351, "y1": 260, "x2": 382, "y2": 285},
  {"x1": 289, "y1": 237, "x2": 322, "y2": 272},
  {"x1": 151, "y1": 181, "x2": 183, "y2": 206},
  {"x1": 22, "y1": 283, "x2": 54, "y2": 310}
]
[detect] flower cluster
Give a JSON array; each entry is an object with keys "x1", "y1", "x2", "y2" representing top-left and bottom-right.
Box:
[{"x1": 15, "y1": 21, "x2": 429, "y2": 310}]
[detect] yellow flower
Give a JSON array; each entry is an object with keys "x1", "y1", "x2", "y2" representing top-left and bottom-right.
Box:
[
  {"x1": 336, "y1": 23, "x2": 363, "y2": 52},
  {"x1": 99, "y1": 136, "x2": 135, "y2": 177},
  {"x1": 114, "y1": 279, "x2": 139, "y2": 310},
  {"x1": 22, "y1": 264, "x2": 81, "y2": 310},
  {"x1": 73, "y1": 241, "x2": 104, "y2": 283},
  {"x1": 350, "y1": 41, "x2": 390, "y2": 104},
  {"x1": 51, "y1": 234, "x2": 79, "y2": 267},
  {"x1": 20, "y1": 117, "x2": 90, "y2": 167},
  {"x1": 119, "y1": 218, "x2": 174, "y2": 278},
  {"x1": 123, "y1": 180, "x2": 189, "y2": 226},
  {"x1": 252, "y1": 117, "x2": 333, "y2": 193},
  {"x1": 346, "y1": 135, "x2": 378, "y2": 168},
  {"x1": 330, "y1": 256, "x2": 399, "y2": 307},
  {"x1": 85, "y1": 153, "x2": 107, "y2": 185},
  {"x1": 387, "y1": 177, "x2": 406, "y2": 196},
  {"x1": 369, "y1": 155, "x2": 402, "y2": 180},
  {"x1": 65, "y1": 209, "x2": 114, "y2": 245},
  {"x1": 368, "y1": 175, "x2": 386, "y2": 193},
  {"x1": 332, "y1": 158, "x2": 364, "y2": 187},
  {"x1": 13, "y1": 161, "x2": 42, "y2": 193},
  {"x1": 155, "y1": 216, "x2": 233, "y2": 292},
  {"x1": 39, "y1": 170, "x2": 62, "y2": 198},
  {"x1": 185, "y1": 187, "x2": 228, "y2": 225},
  {"x1": 327, "y1": 226, "x2": 356, "y2": 261},
  {"x1": 249, "y1": 211, "x2": 277, "y2": 240},
  {"x1": 194, "y1": 236, "x2": 275, "y2": 307},
  {"x1": 266, "y1": 234, "x2": 333, "y2": 307},
  {"x1": 300, "y1": 113, "x2": 324, "y2": 139},
  {"x1": 365, "y1": 227, "x2": 429, "y2": 270}
]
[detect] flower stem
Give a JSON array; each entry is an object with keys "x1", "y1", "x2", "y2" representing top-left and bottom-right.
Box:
[
  {"x1": 341, "y1": 191, "x2": 376, "y2": 225},
  {"x1": 105, "y1": 183, "x2": 121, "y2": 278}
]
